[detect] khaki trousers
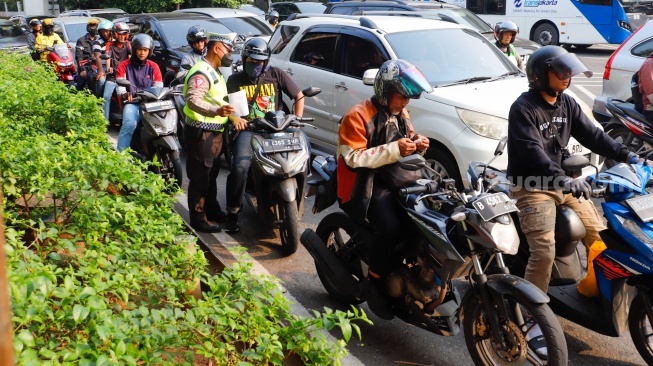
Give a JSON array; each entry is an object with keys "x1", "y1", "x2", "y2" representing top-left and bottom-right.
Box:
[{"x1": 512, "y1": 189, "x2": 605, "y2": 292}]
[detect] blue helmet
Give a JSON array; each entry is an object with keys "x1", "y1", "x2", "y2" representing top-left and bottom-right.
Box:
[{"x1": 373, "y1": 59, "x2": 433, "y2": 106}]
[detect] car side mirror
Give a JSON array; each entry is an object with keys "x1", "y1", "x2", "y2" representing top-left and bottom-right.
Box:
[
  {"x1": 363, "y1": 69, "x2": 378, "y2": 86},
  {"x1": 562, "y1": 154, "x2": 590, "y2": 171},
  {"x1": 494, "y1": 136, "x2": 508, "y2": 156},
  {"x1": 397, "y1": 154, "x2": 426, "y2": 171}
]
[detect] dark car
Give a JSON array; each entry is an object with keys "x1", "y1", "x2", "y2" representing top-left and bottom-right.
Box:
[
  {"x1": 114, "y1": 12, "x2": 268, "y2": 85},
  {"x1": 270, "y1": 1, "x2": 327, "y2": 21},
  {"x1": 324, "y1": 0, "x2": 540, "y2": 62},
  {"x1": 0, "y1": 19, "x2": 29, "y2": 54}
]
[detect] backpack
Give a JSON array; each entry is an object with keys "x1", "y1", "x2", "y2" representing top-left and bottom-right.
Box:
[{"x1": 632, "y1": 71, "x2": 644, "y2": 112}]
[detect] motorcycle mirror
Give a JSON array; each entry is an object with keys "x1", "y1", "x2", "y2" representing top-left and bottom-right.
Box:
[
  {"x1": 562, "y1": 155, "x2": 590, "y2": 171},
  {"x1": 494, "y1": 136, "x2": 508, "y2": 156},
  {"x1": 362, "y1": 69, "x2": 378, "y2": 86},
  {"x1": 153, "y1": 40, "x2": 162, "y2": 49},
  {"x1": 302, "y1": 87, "x2": 321, "y2": 97},
  {"x1": 397, "y1": 154, "x2": 427, "y2": 171},
  {"x1": 116, "y1": 79, "x2": 132, "y2": 87},
  {"x1": 175, "y1": 70, "x2": 188, "y2": 80}
]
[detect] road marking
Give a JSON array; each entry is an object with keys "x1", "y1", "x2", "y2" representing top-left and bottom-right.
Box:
[
  {"x1": 177, "y1": 192, "x2": 366, "y2": 366},
  {"x1": 574, "y1": 85, "x2": 597, "y2": 101}
]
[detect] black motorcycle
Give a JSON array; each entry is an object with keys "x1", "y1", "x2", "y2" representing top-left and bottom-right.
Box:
[
  {"x1": 604, "y1": 97, "x2": 653, "y2": 168},
  {"x1": 303, "y1": 154, "x2": 568, "y2": 365}
]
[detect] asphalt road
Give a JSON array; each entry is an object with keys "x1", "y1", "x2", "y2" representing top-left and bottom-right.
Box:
[{"x1": 113, "y1": 43, "x2": 648, "y2": 365}]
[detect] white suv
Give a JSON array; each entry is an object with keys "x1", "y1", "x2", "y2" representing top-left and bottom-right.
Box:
[
  {"x1": 593, "y1": 20, "x2": 653, "y2": 126},
  {"x1": 268, "y1": 14, "x2": 601, "y2": 185}
]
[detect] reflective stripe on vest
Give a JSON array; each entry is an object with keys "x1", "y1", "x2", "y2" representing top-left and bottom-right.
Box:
[{"x1": 183, "y1": 59, "x2": 229, "y2": 131}]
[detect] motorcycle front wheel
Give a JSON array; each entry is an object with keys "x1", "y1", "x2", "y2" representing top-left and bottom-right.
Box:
[
  {"x1": 155, "y1": 149, "x2": 183, "y2": 188},
  {"x1": 314, "y1": 212, "x2": 365, "y2": 305},
  {"x1": 628, "y1": 292, "x2": 653, "y2": 365},
  {"x1": 278, "y1": 200, "x2": 299, "y2": 255},
  {"x1": 464, "y1": 293, "x2": 568, "y2": 366}
]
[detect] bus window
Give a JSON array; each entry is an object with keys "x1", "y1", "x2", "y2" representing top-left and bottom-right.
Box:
[
  {"x1": 466, "y1": 0, "x2": 506, "y2": 15},
  {"x1": 579, "y1": 0, "x2": 611, "y2": 5}
]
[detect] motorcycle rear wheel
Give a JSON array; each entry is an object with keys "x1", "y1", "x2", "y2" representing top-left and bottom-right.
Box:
[
  {"x1": 279, "y1": 200, "x2": 299, "y2": 256},
  {"x1": 464, "y1": 293, "x2": 568, "y2": 366},
  {"x1": 315, "y1": 212, "x2": 365, "y2": 305},
  {"x1": 628, "y1": 293, "x2": 653, "y2": 365}
]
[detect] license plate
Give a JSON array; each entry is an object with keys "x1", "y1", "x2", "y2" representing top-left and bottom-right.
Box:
[
  {"x1": 262, "y1": 137, "x2": 301, "y2": 153},
  {"x1": 570, "y1": 143, "x2": 583, "y2": 155},
  {"x1": 144, "y1": 100, "x2": 174, "y2": 112},
  {"x1": 472, "y1": 193, "x2": 519, "y2": 221},
  {"x1": 626, "y1": 195, "x2": 653, "y2": 222}
]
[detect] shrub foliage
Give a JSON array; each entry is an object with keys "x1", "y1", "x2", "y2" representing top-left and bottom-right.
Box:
[{"x1": 1, "y1": 53, "x2": 369, "y2": 365}]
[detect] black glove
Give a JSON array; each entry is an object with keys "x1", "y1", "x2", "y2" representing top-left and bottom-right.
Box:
[{"x1": 563, "y1": 177, "x2": 591, "y2": 200}]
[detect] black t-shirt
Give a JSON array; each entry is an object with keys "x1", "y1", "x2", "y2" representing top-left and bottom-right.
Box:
[{"x1": 226, "y1": 66, "x2": 301, "y2": 120}]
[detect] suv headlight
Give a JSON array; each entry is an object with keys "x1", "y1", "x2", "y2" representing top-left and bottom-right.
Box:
[{"x1": 456, "y1": 108, "x2": 508, "y2": 140}]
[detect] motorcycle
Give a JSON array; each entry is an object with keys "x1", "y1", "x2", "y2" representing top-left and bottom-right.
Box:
[
  {"x1": 469, "y1": 138, "x2": 653, "y2": 365},
  {"x1": 115, "y1": 79, "x2": 183, "y2": 187},
  {"x1": 44, "y1": 44, "x2": 77, "y2": 87},
  {"x1": 604, "y1": 97, "x2": 653, "y2": 168},
  {"x1": 302, "y1": 154, "x2": 568, "y2": 365},
  {"x1": 244, "y1": 87, "x2": 320, "y2": 255}
]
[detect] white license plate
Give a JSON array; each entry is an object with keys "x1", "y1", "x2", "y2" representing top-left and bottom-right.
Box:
[
  {"x1": 570, "y1": 144, "x2": 583, "y2": 155},
  {"x1": 144, "y1": 100, "x2": 174, "y2": 112}
]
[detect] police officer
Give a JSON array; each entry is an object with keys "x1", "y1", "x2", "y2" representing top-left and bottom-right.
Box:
[{"x1": 183, "y1": 32, "x2": 247, "y2": 233}]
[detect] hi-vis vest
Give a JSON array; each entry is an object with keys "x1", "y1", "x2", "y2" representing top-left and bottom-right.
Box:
[
  {"x1": 496, "y1": 42, "x2": 519, "y2": 68},
  {"x1": 183, "y1": 59, "x2": 229, "y2": 131}
]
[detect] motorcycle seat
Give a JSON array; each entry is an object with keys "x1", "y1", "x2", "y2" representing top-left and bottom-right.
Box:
[{"x1": 615, "y1": 102, "x2": 651, "y2": 126}]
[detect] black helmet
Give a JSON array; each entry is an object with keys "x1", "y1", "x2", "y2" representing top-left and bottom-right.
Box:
[
  {"x1": 494, "y1": 20, "x2": 518, "y2": 44},
  {"x1": 29, "y1": 18, "x2": 41, "y2": 27},
  {"x1": 132, "y1": 33, "x2": 154, "y2": 52},
  {"x1": 526, "y1": 45, "x2": 592, "y2": 94},
  {"x1": 86, "y1": 18, "x2": 100, "y2": 36},
  {"x1": 242, "y1": 37, "x2": 270, "y2": 62},
  {"x1": 186, "y1": 26, "x2": 207, "y2": 45},
  {"x1": 374, "y1": 59, "x2": 433, "y2": 106}
]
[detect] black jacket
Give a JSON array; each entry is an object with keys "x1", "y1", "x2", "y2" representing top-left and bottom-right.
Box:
[{"x1": 507, "y1": 89, "x2": 628, "y2": 189}]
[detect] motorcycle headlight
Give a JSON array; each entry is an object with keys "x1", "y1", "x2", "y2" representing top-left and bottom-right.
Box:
[
  {"x1": 484, "y1": 218, "x2": 520, "y2": 254},
  {"x1": 251, "y1": 138, "x2": 283, "y2": 175},
  {"x1": 456, "y1": 108, "x2": 508, "y2": 140}
]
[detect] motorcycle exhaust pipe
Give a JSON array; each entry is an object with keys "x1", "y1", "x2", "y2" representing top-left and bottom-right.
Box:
[{"x1": 300, "y1": 229, "x2": 362, "y2": 297}]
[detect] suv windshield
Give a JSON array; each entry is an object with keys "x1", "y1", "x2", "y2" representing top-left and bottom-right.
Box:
[
  {"x1": 386, "y1": 28, "x2": 516, "y2": 86},
  {"x1": 159, "y1": 19, "x2": 231, "y2": 49},
  {"x1": 219, "y1": 16, "x2": 272, "y2": 37}
]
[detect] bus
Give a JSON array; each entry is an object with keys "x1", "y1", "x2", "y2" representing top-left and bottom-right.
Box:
[{"x1": 441, "y1": 0, "x2": 633, "y2": 47}]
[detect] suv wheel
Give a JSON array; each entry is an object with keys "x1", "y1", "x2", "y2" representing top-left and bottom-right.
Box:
[{"x1": 424, "y1": 148, "x2": 462, "y2": 190}]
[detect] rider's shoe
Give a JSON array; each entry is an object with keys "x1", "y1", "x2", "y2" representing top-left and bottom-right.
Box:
[
  {"x1": 225, "y1": 214, "x2": 239, "y2": 233},
  {"x1": 523, "y1": 317, "x2": 547, "y2": 360},
  {"x1": 362, "y1": 275, "x2": 394, "y2": 320}
]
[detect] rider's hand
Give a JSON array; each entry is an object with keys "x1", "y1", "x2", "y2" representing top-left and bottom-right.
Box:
[
  {"x1": 397, "y1": 138, "x2": 417, "y2": 157},
  {"x1": 96, "y1": 71, "x2": 105, "y2": 80},
  {"x1": 233, "y1": 117, "x2": 248, "y2": 131},
  {"x1": 106, "y1": 67, "x2": 113, "y2": 74},
  {"x1": 413, "y1": 134, "x2": 429, "y2": 152},
  {"x1": 563, "y1": 177, "x2": 592, "y2": 200},
  {"x1": 216, "y1": 105, "x2": 236, "y2": 117},
  {"x1": 627, "y1": 151, "x2": 645, "y2": 164},
  {"x1": 122, "y1": 92, "x2": 132, "y2": 103}
]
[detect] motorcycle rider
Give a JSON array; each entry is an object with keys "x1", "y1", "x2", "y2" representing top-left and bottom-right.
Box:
[
  {"x1": 181, "y1": 26, "x2": 207, "y2": 70},
  {"x1": 637, "y1": 53, "x2": 653, "y2": 123},
  {"x1": 35, "y1": 18, "x2": 69, "y2": 62},
  {"x1": 93, "y1": 20, "x2": 113, "y2": 100},
  {"x1": 337, "y1": 59, "x2": 432, "y2": 319},
  {"x1": 115, "y1": 34, "x2": 163, "y2": 152},
  {"x1": 507, "y1": 45, "x2": 639, "y2": 358},
  {"x1": 103, "y1": 22, "x2": 131, "y2": 123},
  {"x1": 267, "y1": 10, "x2": 280, "y2": 28},
  {"x1": 494, "y1": 20, "x2": 524, "y2": 72},
  {"x1": 183, "y1": 32, "x2": 242, "y2": 233},
  {"x1": 74, "y1": 18, "x2": 100, "y2": 91},
  {"x1": 27, "y1": 18, "x2": 42, "y2": 60},
  {"x1": 224, "y1": 37, "x2": 305, "y2": 233}
]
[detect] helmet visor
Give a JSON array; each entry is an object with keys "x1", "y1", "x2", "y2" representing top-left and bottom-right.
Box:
[
  {"x1": 549, "y1": 53, "x2": 593, "y2": 80},
  {"x1": 400, "y1": 67, "x2": 433, "y2": 98}
]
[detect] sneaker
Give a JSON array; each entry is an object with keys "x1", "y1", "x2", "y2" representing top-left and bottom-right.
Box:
[
  {"x1": 362, "y1": 276, "x2": 394, "y2": 320},
  {"x1": 225, "y1": 214, "x2": 239, "y2": 233},
  {"x1": 523, "y1": 317, "x2": 547, "y2": 360}
]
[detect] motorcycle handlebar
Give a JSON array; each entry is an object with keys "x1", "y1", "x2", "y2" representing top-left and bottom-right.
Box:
[{"x1": 399, "y1": 181, "x2": 439, "y2": 196}]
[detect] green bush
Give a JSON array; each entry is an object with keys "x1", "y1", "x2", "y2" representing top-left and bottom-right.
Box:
[{"x1": 1, "y1": 52, "x2": 370, "y2": 365}]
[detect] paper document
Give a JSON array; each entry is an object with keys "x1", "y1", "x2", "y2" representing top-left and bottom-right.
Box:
[{"x1": 228, "y1": 89, "x2": 249, "y2": 117}]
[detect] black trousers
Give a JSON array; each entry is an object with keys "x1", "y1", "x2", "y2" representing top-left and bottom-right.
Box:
[{"x1": 184, "y1": 124, "x2": 223, "y2": 223}]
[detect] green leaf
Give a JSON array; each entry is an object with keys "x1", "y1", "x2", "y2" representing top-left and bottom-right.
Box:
[
  {"x1": 340, "y1": 321, "x2": 353, "y2": 342},
  {"x1": 17, "y1": 329, "x2": 35, "y2": 348},
  {"x1": 79, "y1": 286, "x2": 96, "y2": 299},
  {"x1": 38, "y1": 347, "x2": 56, "y2": 359},
  {"x1": 73, "y1": 304, "x2": 89, "y2": 323},
  {"x1": 63, "y1": 351, "x2": 79, "y2": 361},
  {"x1": 116, "y1": 340, "x2": 126, "y2": 357},
  {"x1": 96, "y1": 325, "x2": 109, "y2": 342}
]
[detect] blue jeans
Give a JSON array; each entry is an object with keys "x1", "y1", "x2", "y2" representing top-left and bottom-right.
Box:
[
  {"x1": 95, "y1": 65, "x2": 107, "y2": 98},
  {"x1": 103, "y1": 80, "x2": 116, "y2": 122},
  {"x1": 117, "y1": 103, "x2": 140, "y2": 152}
]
